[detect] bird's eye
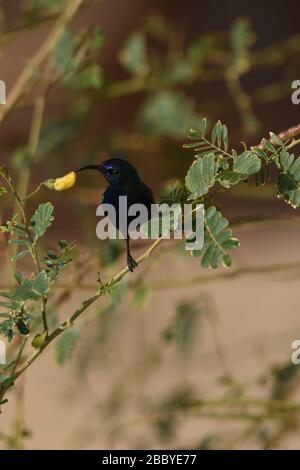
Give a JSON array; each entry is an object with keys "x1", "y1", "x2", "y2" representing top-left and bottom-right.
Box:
[{"x1": 107, "y1": 168, "x2": 119, "y2": 176}]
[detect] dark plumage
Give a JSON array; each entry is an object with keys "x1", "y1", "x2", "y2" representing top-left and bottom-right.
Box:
[{"x1": 77, "y1": 158, "x2": 155, "y2": 271}]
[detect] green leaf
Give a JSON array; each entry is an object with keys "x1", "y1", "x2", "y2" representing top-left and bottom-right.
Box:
[
  {"x1": 185, "y1": 117, "x2": 207, "y2": 142},
  {"x1": 0, "y1": 377, "x2": 14, "y2": 389},
  {"x1": 271, "y1": 362, "x2": 299, "y2": 400},
  {"x1": 33, "y1": 271, "x2": 50, "y2": 296},
  {"x1": 185, "y1": 153, "x2": 218, "y2": 200},
  {"x1": 11, "y1": 281, "x2": 37, "y2": 302},
  {"x1": 198, "y1": 433, "x2": 220, "y2": 450},
  {"x1": 14, "y1": 271, "x2": 24, "y2": 285},
  {"x1": 55, "y1": 328, "x2": 80, "y2": 365},
  {"x1": 11, "y1": 271, "x2": 50, "y2": 302},
  {"x1": 36, "y1": 120, "x2": 78, "y2": 160},
  {"x1": 78, "y1": 64, "x2": 103, "y2": 89},
  {"x1": 46, "y1": 250, "x2": 57, "y2": 260},
  {"x1": 98, "y1": 282, "x2": 119, "y2": 297},
  {"x1": 185, "y1": 119, "x2": 230, "y2": 158},
  {"x1": 261, "y1": 138, "x2": 276, "y2": 153},
  {"x1": 198, "y1": 117, "x2": 208, "y2": 138},
  {"x1": 43, "y1": 241, "x2": 76, "y2": 280},
  {"x1": 230, "y1": 18, "x2": 252, "y2": 72},
  {"x1": 10, "y1": 225, "x2": 29, "y2": 238},
  {"x1": 31, "y1": 202, "x2": 54, "y2": 241},
  {"x1": 141, "y1": 205, "x2": 182, "y2": 238},
  {"x1": 0, "y1": 186, "x2": 7, "y2": 196},
  {"x1": 162, "y1": 59, "x2": 195, "y2": 85},
  {"x1": 160, "y1": 180, "x2": 184, "y2": 206},
  {"x1": 90, "y1": 27, "x2": 105, "y2": 51},
  {"x1": 0, "y1": 291, "x2": 11, "y2": 299},
  {"x1": 0, "y1": 318, "x2": 13, "y2": 339},
  {"x1": 24, "y1": 0, "x2": 64, "y2": 17},
  {"x1": 280, "y1": 149, "x2": 294, "y2": 173},
  {"x1": 52, "y1": 29, "x2": 74, "y2": 74},
  {"x1": 218, "y1": 156, "x2": 230, "y2": 171},
  {"x1": 277, "y1": 152, "x2": 300, "y2": 208},
  {"x1": 0, "y1": 301, "x2": 14, "y2": 309},
  {"x1": 212, "y1": 120, "x2": 222, "y2": 147},
  {"x1": 233, "y1": 151, "x2": 261, "y2": 176},
  {"x1": 119, "y1": 32, "x2": 148, "y2": 76},
  {"x1": 187, "y1": 34, "x2": 216, "y2": 65},
  {"x1": 163, "y1": 301, "x2": 202, "y2": 353},
  {"x1": 289, "y1": 157, "x2": 300, "y2": 181},
  {"x1": 217, "y1": 170, "x2": 242, "y2": 188},
  {"x1": 11, "y1": 250, "x2": 30, "y2": 262},
  {"x1": 66, "y1": 64, "x2": 103, "y2": 90},
  {"x1": 9, "y1": 239, "x2": 28, "y2": 246},
  {"x1": 139, "y1": 91, "x2": 198, "y2": 138},
  {"x1": 222, "y1": 124, "x2": 228, "y2": 152},
  {"x1": 277, "y1": 174, "x2": 300, "y2": 208},
  {"x1": 59, "y1": 240, "x2": 68, "y2": 249},
  {"x1": 100, "y1": 240, "x2": 121, "y2": 267},
  {"x1": 133, "y1": 284, "x2": 150, "y2": 308},
  {"x1": 253, "y1": 147, "x2": 269, "y2": 160},
  {"x1": 269, "y1": 132, "x2": 283, "y2": 146},
  {"x1": 193, "y1": 206, "x2": 239, "y2": 269},
  {"x1": 12, "y1": 146, "x2": 31, "y2": 171}
]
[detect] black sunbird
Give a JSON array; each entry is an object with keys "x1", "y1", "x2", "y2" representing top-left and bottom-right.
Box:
[{"x1": 77, "y1": 158, "x2": 155, "y2": 271}]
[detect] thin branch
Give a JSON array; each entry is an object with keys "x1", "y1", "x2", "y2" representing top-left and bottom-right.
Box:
[
  {"x1": 110, "y1": 397, "x2": 300, "y2": 436},
  {"x1": 0, "y1": 0, "x2": 83, "y2": 124},
  {"x1": 0, "y1": 237, "x2": 163, "y2": 404},
  {"x1": 256, "y1": 123, "x2": 300, "y2": 151},
  {"x1": 2, "y1": 120, "x2": 300, "y2": 408},
  {"x1": 279, "y1": 123, "x2": 300, "y2": 142},
  {"x1": 149, "y1": 260, "x2": 300, "y2": 291}
]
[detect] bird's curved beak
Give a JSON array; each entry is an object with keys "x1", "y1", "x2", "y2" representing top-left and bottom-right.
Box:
[{"x1": 76, "y1": 164, "x2": 104, "y2": 174}]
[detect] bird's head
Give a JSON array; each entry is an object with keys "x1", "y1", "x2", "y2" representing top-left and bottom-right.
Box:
[{"x1": 77, "y1": 158, "x2": 140, "y2": 187}]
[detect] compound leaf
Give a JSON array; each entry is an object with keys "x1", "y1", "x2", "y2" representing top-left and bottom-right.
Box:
[
  {"x1": 185, "y1": 153, "x2": 218, "y2": 200},
  {"x1": 193, "y1": 206, "x2": 239, "y2": 268},
  {"x1": 31, "y1": 202, "x2": 54, "y2": 241}
]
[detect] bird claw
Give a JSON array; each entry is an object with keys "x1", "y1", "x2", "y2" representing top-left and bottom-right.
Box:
[{"x1": 127, "y1": 254, "x2": 138, "y2": 272}]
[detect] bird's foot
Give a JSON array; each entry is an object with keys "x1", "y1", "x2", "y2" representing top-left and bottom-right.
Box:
[{"x1": 127, "y1": 254, "x2": 138, "y2": 272}]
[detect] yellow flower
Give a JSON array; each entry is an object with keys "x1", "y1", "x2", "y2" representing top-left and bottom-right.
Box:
[{"x1": 53, "y1": 171, "x2": 77, "y2": 191}]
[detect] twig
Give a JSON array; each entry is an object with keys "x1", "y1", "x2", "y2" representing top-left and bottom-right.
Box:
[
  {"x1": 0, "y1": 0, "x2": 83, "y2": 124},
  {"x1": 225, "y1": 67, "x2": 260, "y2": 135},
  {"x1": 2, "y1": 119, "x2": 300, "y2": 409},
  {"x1": 149, "y1": 260, "x2": 300, "y2": 290},
  {"x1": 278, "y1": 123, "x2": 300, "y2": 142},
  {"x1": 110, "y1": 397, "x2": 300, "y2": 436},
  {"x1": 256, "y1": 123, "x2": 300, "y2": 151},
  {"x1": 0, "y1": 237, "x2": 163, "y2": 403},
  {"x1": 11, "y1": 338, "x2": 28, "y2": 377}
]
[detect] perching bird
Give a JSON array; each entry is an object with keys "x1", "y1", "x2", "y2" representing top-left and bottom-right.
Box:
[{"x1": 77, "y1": 158, "x2": 155, "y2": 272}]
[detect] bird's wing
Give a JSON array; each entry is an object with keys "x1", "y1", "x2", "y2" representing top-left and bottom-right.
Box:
[{"x1": 139, "y1": 182, "x2": 155, "y2": 206}]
